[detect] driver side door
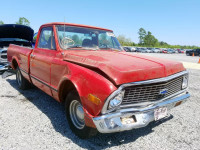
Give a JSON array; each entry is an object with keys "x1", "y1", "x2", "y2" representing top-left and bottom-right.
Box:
[{"x1": 30, "y1": 26, "x2": 56, "y2": 96}]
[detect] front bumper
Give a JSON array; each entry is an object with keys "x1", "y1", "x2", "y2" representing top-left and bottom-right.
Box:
[{"x1": 93, "y1": 92, "x2": 190, "y2": 133}]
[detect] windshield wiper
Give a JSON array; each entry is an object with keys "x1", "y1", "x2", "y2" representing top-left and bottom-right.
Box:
[
  {"x1": 66, "y1": 45, "x2": 99, "y2": 50},
  {"x1": 67, "y1": 45, "x2": 83, "y2": 48},
  {"x1": 99, "y1": 47, "x2": 120, "y2": 51}
]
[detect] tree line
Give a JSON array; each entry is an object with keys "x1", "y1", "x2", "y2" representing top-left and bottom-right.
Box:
[
  {"x1": 0, "y1": 17, "x2": 30, "y2": 26},
  {"x1": 118, "y1": 27, "x2": 199, "y2": 49}
]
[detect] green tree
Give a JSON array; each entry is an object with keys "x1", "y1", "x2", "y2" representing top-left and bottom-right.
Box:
[
  {"x1": 159, "y1": 41, "x2": 168, "y2": 46},
  {"x1": 136, "y1": 27, "x2": 200, "y2": 49},
  {"x1": 16, "y1": 17, "x2": 30, "y2": 26},
  {"x1": 117, "y1": 35, "x2": 126, "y2": 45},
  {"x1": 117, "y1": 35, "x2": 136, "y2": 46},
  {"x1": 0, "y1": 20, "x2": 4, "y2": 24},
  {"x1": 143, "y1": 31, "x2": 158, "y2": 47},
  {"x1": 138, "y1": 28, "x2": 146, "y2": 45}
]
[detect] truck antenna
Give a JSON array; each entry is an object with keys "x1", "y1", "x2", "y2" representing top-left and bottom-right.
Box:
[{"x1": 64, "y1": 17, "x2": 66, "y2": 38}]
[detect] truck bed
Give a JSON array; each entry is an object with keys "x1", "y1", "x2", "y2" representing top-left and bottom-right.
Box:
[{"x1": 7, "y1": 44, "x2": 33, "y2": 81}]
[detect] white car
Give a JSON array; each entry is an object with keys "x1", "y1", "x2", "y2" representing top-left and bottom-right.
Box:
[{"x1": 152, "y1": 48, "x2": 161, "y2": 53}]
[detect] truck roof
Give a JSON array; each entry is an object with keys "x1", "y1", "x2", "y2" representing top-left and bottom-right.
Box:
[{"x1": 42, "y1": 22, "x2": 113, "y2": 32}]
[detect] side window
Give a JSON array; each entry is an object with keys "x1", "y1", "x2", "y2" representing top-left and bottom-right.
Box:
[{"x1": 38, "y1": 27, "x2": 56, "y2": 50}]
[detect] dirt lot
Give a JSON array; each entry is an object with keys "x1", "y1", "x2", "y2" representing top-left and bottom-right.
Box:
[{"x1": 0, "y1": 53, "x2": 200, "y2": 150}]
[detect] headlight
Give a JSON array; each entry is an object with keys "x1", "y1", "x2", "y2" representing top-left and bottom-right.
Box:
[
  {"x1": 108, "y1": 90, "x2": 125, "y2": 109},
  {"x1": 182, "y1": 75, "x2": 188, "y2": 89}
]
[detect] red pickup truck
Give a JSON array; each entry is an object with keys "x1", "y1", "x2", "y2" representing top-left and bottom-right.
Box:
[{"x1": 7, "y1": 22, "x2": 190, "y2": 138}]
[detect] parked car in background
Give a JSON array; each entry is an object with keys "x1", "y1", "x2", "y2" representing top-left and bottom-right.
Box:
[
  {"x1": 7, "y1": 22, "x2": 190, "y2": 138},
  {"x1": 0, "y1": 24, "x2": 33, "y2": 72},
  {"x1": 123, "y1": 47, "x2": 132, "y2": 52},
  {"x1": 186, "y1": 49, "x2": 200, "y2": 56},
  {"x1": 177, "y1": 49, "x2": 184, "y2": 53},
  {"x1": 130, "y1": 47, "x2": 136, "y2": 52},
  {"x1": 162, "y1": 49, "x2": 168, "y2": 53},
  {"x1": 151, "y1": 48, "x2": 160, "y2": 53},
  {"x1": 0, "y1": 47, "x2": 8, "y2": 72},
  {"x1": 167, "y1": 49, "x2": 175, "y2": 54},
  {"x1": 135, "y1": 47, "x2": 141, "y2": 52},
  {"x1": 146, "y1": 48, "x2": 152, "y2": 53},
  {"x1": 174, "y1": 49, "x2": 178, "y2": 53},
  {"x1": 140, "y1": 48, "x2": 148, "y2": 53}
]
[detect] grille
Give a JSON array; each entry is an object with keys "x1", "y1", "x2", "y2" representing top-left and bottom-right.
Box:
[
  {"x1": 122, "y1": 76, "x2": 183, "y2": 105},
  {"x1": 1, "y1": 51, "x2": 7, "y2": 54},
  {"x1": 1, "y1": 55, "x2": 7, "y2": 59}
]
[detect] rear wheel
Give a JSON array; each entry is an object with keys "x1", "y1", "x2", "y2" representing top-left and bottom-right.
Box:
[
  {"x1": 16, "y1": 67, "x2": 31, "y2": 90},
  {"x1": 65, "y1": 91, "x2": 97, "y2": 139}
]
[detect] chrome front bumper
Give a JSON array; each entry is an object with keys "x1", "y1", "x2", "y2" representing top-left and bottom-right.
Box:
[{"x1": 93, "y1": 92, "x2": 190, "y2": 133}]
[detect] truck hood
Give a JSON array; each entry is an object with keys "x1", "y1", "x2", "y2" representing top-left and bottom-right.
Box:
[
  {"x1": 0, "y1": 24, "x2": 34, "y2": 41},
  {"x1": 63, "y1": 50, "x2": 185, "y2": 85}
]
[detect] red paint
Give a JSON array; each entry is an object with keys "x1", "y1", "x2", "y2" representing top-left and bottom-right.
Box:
[
  {"x1": 162, "y1": 50, "x2": 167, "y2": 53},
  {"x1": 63, "y1": 50, "x2": 185, "y2": 85},
  {"x1": 7, "y1": 23, "x2": 186, "y2": 125}
]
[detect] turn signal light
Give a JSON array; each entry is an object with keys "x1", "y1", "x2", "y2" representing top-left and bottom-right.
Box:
[{"x1": 88, "y1": 94, "x2": 101, "y2": 105}]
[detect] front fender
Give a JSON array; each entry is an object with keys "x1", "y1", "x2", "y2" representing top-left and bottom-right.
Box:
[{"x1": 58, "y1": 65, "x2": 117, "y2": 116}]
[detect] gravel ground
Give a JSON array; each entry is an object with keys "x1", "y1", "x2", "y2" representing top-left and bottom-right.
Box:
[{"x1": 0, "y1": 53, "x2": 200, "y2": 150}]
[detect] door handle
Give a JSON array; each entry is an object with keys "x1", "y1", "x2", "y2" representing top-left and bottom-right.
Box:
[{"x1": 30, "y1": 53, "x2": 35, "y2": 58}]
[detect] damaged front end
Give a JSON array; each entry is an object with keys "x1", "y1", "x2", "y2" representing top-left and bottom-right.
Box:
[{"x1": 92, "y1": 71, "x2": 190, "y2": 133}]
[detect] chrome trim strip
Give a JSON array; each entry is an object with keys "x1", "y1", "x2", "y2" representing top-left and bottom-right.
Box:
[
  {"x1": 20, "y1": 68, "x2": 28, "y2": 74},
  {"x1": 19, "y1": 67, "x2": 58, "y2": 92},
  {"x1": 101, "y1": 70, "x2": 188, "y2": 114},
  {"x1": 30, "y1": 74, "x2": 58, "y2": 92}
]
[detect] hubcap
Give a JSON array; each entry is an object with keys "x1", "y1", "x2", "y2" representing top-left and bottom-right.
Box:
[
  {"x1": 69, "y1": 100, "x2": 85, "y2": 129},
  {"x1": 16, "y1": 69, "x2": 22, "y2": 86}
]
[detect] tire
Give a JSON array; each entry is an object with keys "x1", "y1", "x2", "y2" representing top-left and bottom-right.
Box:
[
  {"x1": 16, "y1": 67, "x2": 31, "y2": 90},
  {"x1": 64, "y1": 91, "x2": 98, "y2": 139}
]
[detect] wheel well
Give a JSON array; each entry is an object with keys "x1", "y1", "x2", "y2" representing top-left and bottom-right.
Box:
[
  {"x1": 12, "y1": 59, "x2": 18, "y2": 70},
  {"x1": 59, "y1": 80, "x2": 77, "y2": 104}
]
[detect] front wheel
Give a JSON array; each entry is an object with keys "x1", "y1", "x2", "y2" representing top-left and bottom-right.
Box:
[{"x1": 65, "y1": 91, "x2": 98, "y2": 139}]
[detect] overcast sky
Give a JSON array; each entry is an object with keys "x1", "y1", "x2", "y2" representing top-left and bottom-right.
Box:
[{"x1": 1, "y1": 0, "x2": 199, "y2": 46}]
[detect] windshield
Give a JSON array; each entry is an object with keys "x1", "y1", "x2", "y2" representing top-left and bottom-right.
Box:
[{"x1": 56, "y1": 25, "x2": 122, "y2": 51}]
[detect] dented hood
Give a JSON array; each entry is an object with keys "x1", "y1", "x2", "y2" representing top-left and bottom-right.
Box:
[{"x1": 63, "y1": 50, "x2": 185, "y2": 85}]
